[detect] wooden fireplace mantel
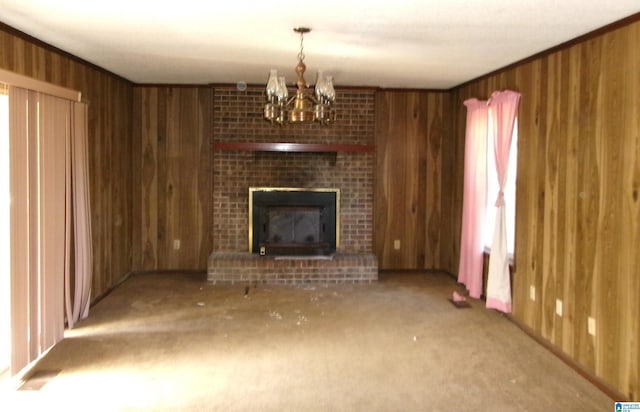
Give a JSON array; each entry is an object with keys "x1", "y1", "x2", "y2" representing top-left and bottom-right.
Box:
[{"x1": 213, "y1": 142, "x2": 375, "y2": 153}]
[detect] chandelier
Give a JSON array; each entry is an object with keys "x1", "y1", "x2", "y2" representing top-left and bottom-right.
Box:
[{"x1": 264, "y1": 27, "x2": 336, "y2": 125}]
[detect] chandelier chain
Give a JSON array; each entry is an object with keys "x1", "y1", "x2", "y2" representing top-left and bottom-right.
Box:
[{"x1": 298, "y1": 31, "x2": 305, "y2": 63}]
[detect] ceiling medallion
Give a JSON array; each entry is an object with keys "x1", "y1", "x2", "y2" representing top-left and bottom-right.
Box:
[{"x1": 264, "y1": 27, "x2": 336, "y2": 125}]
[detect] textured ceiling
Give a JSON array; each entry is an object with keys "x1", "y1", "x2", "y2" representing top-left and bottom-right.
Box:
[{"x1": 1, "y1": 0, "x2": 639, "y2": 88}]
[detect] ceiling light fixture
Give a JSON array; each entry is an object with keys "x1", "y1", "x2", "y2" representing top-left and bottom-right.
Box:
[{"x1": 264, "y1": 27, "x2": 336, "y2": 125}]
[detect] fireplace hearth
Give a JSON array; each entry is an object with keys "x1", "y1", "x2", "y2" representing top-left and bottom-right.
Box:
[
  {"x1": 208, "y1": 184, "x2": 377, "y2": 284},
  {"x1": 250, "y1": 188, "x2": 339, "y2": 256}
]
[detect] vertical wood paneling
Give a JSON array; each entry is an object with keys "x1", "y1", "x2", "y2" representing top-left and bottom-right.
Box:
[
  {"x1": 374, "y1": 91, "x2": 450, "y2": 270},
  {"x1": 594, "y1": 28, "x2": 625, "y2": 386},
  {"x1": 139, "y1": 88, "x2": 159, "y2": 268},
  {"x1": 450, "y1": 20, "x2": 640, "y2": 400},
  {"x1": 406, "y1": 94, "x2": 426, "y2": 268},
  {"x1": 561, "y1": 45, "x2": 580, "y2": 357},
  {"x1": 156, "y1": 90, "x2": 168, "y2": 268},
  {"x1": 443, "y1": 87, "x2": 466, "y2": 276},
  {"x1": 618, "y1": 19, "x2": 640, "y2": 396},
  {"x1": 375, "y1": 92, "x2": 405, "y2": 268},
  {"x1": 425, "y1": 93, "x2": 445, "y2": 269},
  {"x1": 1, "y1": 24, "x2": 133, "y2": 299},
  {"x1": 197, "y1": 90, "x2": 213, "y2": 265},
  {"x1": 133, "y1": 86, "x2": 212, "y2": 271}
]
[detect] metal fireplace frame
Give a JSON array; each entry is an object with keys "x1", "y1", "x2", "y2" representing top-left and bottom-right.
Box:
[{"x1": 248, "y1": 187, "x2": 340, "y2": 255}]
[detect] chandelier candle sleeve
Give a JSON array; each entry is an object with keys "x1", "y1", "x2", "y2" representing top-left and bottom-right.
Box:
[
  {"x1": 264, "y1": 27, "x2": 336, "y2": 125},
  {"x1": 277, "y1": 76, "x2": 288, "y2": 102},
  {"x1": 324, "y1": 76, "x2": 335, "y2": 103},
  {"x1": 315, "y1": 70, "x2": 324, "y2": 100},
  {"x1": 266, "y1": 69, "x2": 279, "y2": 102}
]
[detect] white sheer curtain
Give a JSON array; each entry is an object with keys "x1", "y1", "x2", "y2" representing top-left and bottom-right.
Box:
[
  {"x1": 8, "y1": 86, "x2": 91, "y2": 375},
  {"x1": 485, "y1": 90, "x2": 521, "y2": 313}
]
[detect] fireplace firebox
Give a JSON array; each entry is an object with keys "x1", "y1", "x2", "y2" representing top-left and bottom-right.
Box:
[{"x1": 249, "y1": 188, "x2": 339, "y2": 256}]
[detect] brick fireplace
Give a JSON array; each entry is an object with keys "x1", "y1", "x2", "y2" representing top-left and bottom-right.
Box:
[{"x1": 208, "y1": 86, "x2": 378, "y2": 283}]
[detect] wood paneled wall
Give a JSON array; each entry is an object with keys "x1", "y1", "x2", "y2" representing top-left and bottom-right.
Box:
[
  {"x1": 374, "y1": 91, "x2": 455, "y2": 270},
  {"x1": 451, "y1": 20, "x2": 640, "y2": 400},
  {"x1": 132, "y1": 86, "x2": 212, "y2": 270},
  {"x1": 0, "y1": 24, "x2": 134, "y2": 299}
]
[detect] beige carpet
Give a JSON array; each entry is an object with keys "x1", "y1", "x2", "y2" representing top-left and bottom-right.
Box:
[{"x1": 3, "y1": 272, "x2": 612, "y2": 411}]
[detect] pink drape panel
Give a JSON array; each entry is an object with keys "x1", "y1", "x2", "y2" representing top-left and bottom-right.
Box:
[
  {"x1": 486, "y1": 90, "x2": 521, "y2": 313},
  {"x1": 8, "y1": 86, "x2": 91, "y2": 375},
  {"x1": 457, "y1": 99, "x2": 488, "y2": 298}
]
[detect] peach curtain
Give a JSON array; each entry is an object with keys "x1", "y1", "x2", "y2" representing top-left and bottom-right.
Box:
[
  {"x1": 0, "y1": 87, "x2": 9, "y2": 376},
  {"x1": 8, "y1": 87, "x2": 29, "y2": 372},
  {"x1": 66, "y1": 102, "x2": 92, "y2": 327},
  {"x1": 457, "y1": 99, "x2": 488, "y2": 299},
  {"x1": 8, "y1": 86, "x2": 91, "y2": 375}
]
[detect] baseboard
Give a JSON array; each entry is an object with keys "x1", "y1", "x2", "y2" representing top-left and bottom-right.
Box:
[
  {"x1": 505, "y1": 313, "x2": 629, "y2": 402},
  {"x1": 378, "y1": 268, "x2": 455, "y2": 276},
  {"x1": 90, "y1": 269, "x2": 207, "y2": 306}
]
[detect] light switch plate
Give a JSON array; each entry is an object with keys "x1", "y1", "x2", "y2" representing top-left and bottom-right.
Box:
[
  {"x1": 529, "y1": 286, "x2": 536, "y2": 301},
  {"x1": 555, "y1": 299, "x2": 563, "y2": 316}
]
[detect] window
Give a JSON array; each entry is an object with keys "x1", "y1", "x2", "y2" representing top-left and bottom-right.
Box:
[
  {"x1": 484, "y1": 114, "x2": 518, "y2": 259},
  {"x1": 458, "y1": 90, "x2": 520, "y2": 309}
]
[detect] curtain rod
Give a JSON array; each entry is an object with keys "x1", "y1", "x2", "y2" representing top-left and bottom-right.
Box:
[{"x1": 0, "y1": 68, "x2": 81, "y2": 102}]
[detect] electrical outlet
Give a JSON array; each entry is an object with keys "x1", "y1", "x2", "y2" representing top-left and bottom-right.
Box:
[
  {"x1": 529, "y1": 285, "x2": 536, "y2": 301},
  {"x1": 393, "y1": 239, "x2": 401, "y2": 250},
  {"x1": 588, "y1": 317, "x2": 596, "y2": 336},
  {"x1": 555, "y1": 299, "x2": 563, "y2": 316},
  {"x1": 173, "y1": 239, "x2": 181, "y2": 250}
]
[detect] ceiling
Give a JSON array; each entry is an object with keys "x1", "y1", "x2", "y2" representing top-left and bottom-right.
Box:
[{"x1": 1, "y1": 1, "x2": 639, "y2": 89}]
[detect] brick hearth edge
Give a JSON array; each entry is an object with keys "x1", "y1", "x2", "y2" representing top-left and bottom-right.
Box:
[{"x1": 207, "y1": 252, "x2": 378, "y2": 284}]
